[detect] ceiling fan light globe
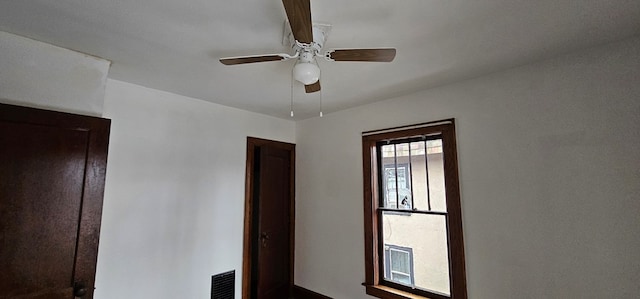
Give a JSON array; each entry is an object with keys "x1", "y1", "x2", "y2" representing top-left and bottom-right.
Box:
[{"x1": 293, "y1": 62, "x2": 320, "y2": 85}]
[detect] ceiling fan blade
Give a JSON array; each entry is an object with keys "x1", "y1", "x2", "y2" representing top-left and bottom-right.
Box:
[
  {"x1": 305, "y1": 81, "x2": 321, "y2": 93},
  {"x1": 282, "y1": 0, "x2": 313, "y2": 44},
  {"x1": 220, "y1": 54, "x2": 290, "y2": 65},
  {"x1": 327, "y1": 48, "x2": 396, "y2": 62}
]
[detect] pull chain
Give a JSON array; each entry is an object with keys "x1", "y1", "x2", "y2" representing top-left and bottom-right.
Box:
[
  {"x1": 319, "y1": 89, "x2": 323, "y2": 117},
  {"x1": 316, "y1": 57, "x2": 323, "y2": 117},
  {"x1": 290, "y1": 65, "x2": 295, "y2": 117}
]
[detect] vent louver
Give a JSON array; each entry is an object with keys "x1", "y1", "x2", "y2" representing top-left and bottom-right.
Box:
[{"x1": 211, "y1": 270, "x2": 235, "y2": 299}]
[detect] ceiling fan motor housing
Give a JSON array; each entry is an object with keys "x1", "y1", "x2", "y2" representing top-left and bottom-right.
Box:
[{"x1": 299, "y1": 50, "x2": 314, "y2": 63}]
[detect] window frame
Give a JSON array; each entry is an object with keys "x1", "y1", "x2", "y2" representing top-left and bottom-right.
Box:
[{"x1": 362, "y1": 119, "x2": 467, "y2": 299}]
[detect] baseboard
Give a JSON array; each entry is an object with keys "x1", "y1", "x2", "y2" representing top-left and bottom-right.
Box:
[{"x1": 292, "y1": 285, "x2": 332, "y2": 299}]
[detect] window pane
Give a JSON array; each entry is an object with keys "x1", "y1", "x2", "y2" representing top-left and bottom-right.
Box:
[
  {"x1": 380, "y1": 144, "x2": 397, "y2": 208},
  {"x1": 409, "y1": 141, "x2": 428, "y2": 210},
  {"x1": 391, "y1": 273, "x2": 412, "y2": 285},
  {"x1": 382, "y1": 211, "x2": 451, "y2": 296},
  {"x1": 395, "y1": 144, "x2": 412, "y2": 210},
  {"x1": 427, "y1": 140, "x2": 447, "y2": 212},
  {"x1": 381, "y1": 144, "x2": 395, "y2": 158},
  {"x1": 381, "y1": 143, "x2": 413, "y2": 210},
  {"x1": 409, "y1": 139, "x2": 447, "y2": 212},
  {"x1": 390, "y1": 249, "x2": 410, "y2": 273}
]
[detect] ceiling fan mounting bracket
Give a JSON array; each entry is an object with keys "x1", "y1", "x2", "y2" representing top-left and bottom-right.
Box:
[
  {"x1": 284, "y1": 22, "x2": 331, "y2": 51},
  {"x1": 292, "y1": 45, "x2": 321, "y2": 66}
]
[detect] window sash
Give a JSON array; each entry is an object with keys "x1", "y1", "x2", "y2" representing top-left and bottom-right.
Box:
[
  {"x1": 376, "y1": 136, "x2": 444, "y2": 213},
  {"x1": 378, "y1": 209, "x2": 451, "y2": 295}
]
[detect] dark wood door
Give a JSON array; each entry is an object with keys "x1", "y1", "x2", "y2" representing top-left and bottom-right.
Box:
[
  {"x1": 256, "y1": 145, "x2": 292, "y2": 299},
  {"x1": 243, "y1": 138, "x2": 295, "y2": 299},
  {"x1": 0, "y1": 103, "x2": 110, "y2": 299}
]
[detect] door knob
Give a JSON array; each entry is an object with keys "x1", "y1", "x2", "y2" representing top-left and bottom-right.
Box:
[
  {"x1": 260, "y1": 232, "x2": 270, "y2": 248},
  {"x1": 74, "y1": 282, "x2": 88, "y2": 297}
]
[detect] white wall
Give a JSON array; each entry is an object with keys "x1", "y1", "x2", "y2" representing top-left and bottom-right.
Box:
[
  {"x1": 295, "y1": 36, "x2": 640, "y2": 298},
  {"x1": 95, "y1": 79, "x2": 295, "y2": 299},
  {"x1": 0, "y1": 31, "x2": 109, "y2": 116}
]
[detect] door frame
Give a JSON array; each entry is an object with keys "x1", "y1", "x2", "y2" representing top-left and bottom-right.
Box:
[{"x1": 242, "y1": 137, "x2": 295, "y2": 299}]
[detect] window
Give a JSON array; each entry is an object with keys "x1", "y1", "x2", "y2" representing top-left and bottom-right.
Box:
[
  {"x1": 383, "y1": 164, "x2": 411, "y2": 209},
  {"x1": 384, "y1": 245, "x2": 415, "y2": 285},
  {"x1": 362, "y1": 119, "x2": 467, "y2": 299}
]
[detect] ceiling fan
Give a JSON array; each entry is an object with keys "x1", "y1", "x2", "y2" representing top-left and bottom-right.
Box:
[{"x1": 219, "y1": 0, "x2": 396, "y2": 94}]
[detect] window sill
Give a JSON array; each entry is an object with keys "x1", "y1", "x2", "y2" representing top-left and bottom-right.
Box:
[{"x1": 364, "y1": 284, "x2": 435, "y2": 299}]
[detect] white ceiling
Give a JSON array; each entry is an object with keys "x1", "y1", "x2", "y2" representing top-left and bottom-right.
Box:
[{"x1": 1, "y1": 0, "x2": 639, "y2": 120}]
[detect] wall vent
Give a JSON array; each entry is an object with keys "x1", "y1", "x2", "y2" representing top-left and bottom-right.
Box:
[{"x1": 211, "y1": 270, "x2": 235, "y2": 299}]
